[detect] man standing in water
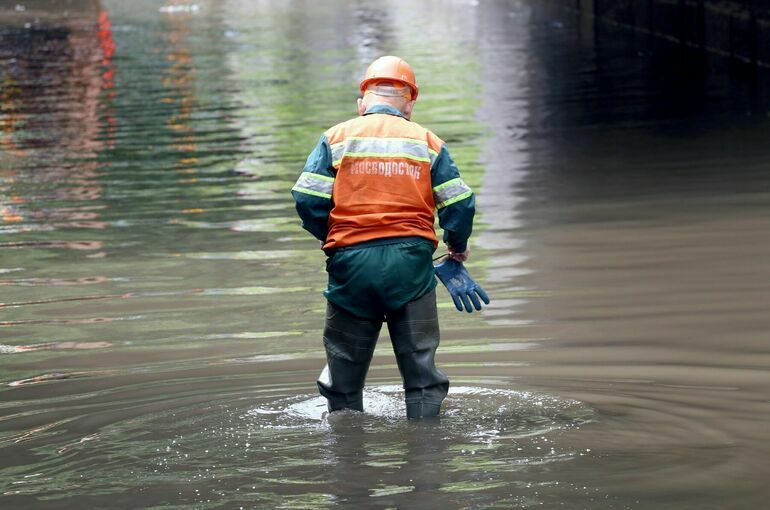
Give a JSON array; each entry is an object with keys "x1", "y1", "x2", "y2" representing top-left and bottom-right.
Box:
[{"x1": 291, "y1": 56, "x2": 475, "y2": 418}]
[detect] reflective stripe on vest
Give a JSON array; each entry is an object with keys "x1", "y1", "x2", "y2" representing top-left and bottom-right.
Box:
[
  {"x1": 322, "y1": 113, "x2": 444, "y2": 249},
  {"x1": 433, "y1": 177, "x2": 472, "y2": 209},
  {"x1": 331, "y1": 137, "x2": 439, "y2": 167},
  {"x1": 292, "y1": 172, "x2": 334, "y2": 199}
]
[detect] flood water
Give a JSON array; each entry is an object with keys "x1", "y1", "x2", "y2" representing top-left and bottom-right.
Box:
[{"x1": 1, "y1": 1, "x2": 769, "y2": 508}]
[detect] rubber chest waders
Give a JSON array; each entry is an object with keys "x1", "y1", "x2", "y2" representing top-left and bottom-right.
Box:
[{"x1": 317, "y1": 289, "x2": 449, "y2": 419}]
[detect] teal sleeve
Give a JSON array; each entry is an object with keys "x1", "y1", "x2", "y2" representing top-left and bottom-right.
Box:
[
  {"x1": 291, "y1": 135, "x2": 335, "y2": 242},
  {"x1": 431, "y1": 145, "x2": 475, "y2": 253}
]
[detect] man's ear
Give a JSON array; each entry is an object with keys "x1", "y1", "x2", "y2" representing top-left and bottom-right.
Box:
[
  {"x1": 357, "y1": 97, "x2": 366, "y2": 116},
  {"x1": 403, "y1": 99, "x2": 416, "y2": 119}
]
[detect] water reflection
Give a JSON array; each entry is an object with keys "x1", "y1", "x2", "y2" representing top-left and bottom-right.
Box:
[
  {"x1": 475, "y1": 1, "x2": 534, "y2": 333},
  {"x1": 353, "y1": 3, "x2": 394, "y2": 65},
  {"x1": 1, "y1": 0, "x2": 770, "y2": 509},
  {"x1": 0, "y1": 1, "x2": 112, "y2": 259},
  {"x1": 0, "y1": 384, "x2": 592, "y2": 505}
]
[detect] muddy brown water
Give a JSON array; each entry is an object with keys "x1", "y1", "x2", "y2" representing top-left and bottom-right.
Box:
[{"x1": 1, "y1": 1, "x2": 769, "y2": 508}]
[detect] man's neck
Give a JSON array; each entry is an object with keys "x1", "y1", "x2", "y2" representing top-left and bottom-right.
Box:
[{"x1": 364, "y1": 103, "x2": 406, "y2": 118}]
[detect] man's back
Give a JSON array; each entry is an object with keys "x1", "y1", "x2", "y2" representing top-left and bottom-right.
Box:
[{"x1": 324, "y1": 108, "x2": 444, "y2": 250}]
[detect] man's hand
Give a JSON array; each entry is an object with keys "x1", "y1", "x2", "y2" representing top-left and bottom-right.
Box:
[{"x1": 448, "y1": 246, "x2": 470, "y2": 262}]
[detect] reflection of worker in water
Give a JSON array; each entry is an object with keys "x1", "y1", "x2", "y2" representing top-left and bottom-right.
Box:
[{"x1": 291, "y1": 56, "x2": 476, "y2": 418}]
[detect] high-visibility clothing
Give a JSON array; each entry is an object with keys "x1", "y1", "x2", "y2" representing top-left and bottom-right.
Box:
[
  {"x1": 291, "y1": 104, "x2": 475, "y2": 253},
  {"x1": 323, "y1": 111, "x2": 444, "y2": 250},
  {"x1": 291, "y1": 103, "x2": 471, "y2": 420}
]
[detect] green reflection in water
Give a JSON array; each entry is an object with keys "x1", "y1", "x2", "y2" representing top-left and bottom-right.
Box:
[{"x1": 0, "y1": 1, "x2": 525, "y2": 507}]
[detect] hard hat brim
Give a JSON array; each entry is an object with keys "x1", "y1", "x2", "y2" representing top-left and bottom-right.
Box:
[{"x1": 360, "y1": 78, "x2": 418, "y2": 100}]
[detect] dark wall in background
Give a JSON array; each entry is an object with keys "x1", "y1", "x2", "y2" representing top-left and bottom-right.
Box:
[{"x1": 560, "y1": 0, "x2": 770, "y2": 66}]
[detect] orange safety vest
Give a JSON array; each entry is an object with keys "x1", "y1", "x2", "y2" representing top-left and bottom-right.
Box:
[{"x1": 323, "y1": 112, "x2": 444, "y2": 250}]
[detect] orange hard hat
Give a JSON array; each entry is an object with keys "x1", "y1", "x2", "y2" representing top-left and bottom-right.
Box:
[{"x1": 359, "y1": 56, "x2": 418, "y2": 100}]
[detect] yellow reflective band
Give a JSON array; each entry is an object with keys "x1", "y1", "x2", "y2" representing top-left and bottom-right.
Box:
[
  {"x1": 292, "y1": 187, "x2": 331, "y2": 199},
  {"x1": 292, "y1": 172, "x2": 334, "y2": 199},
  {"x1": 433, "y1": 178, "x2": 472, "y2": 209},
  {"x1": 432, "y1": 177, "x2": 462, "y2": 192},
  {"x1": 335, "y1": 152, "x2": 430, "y2": 165},
  {"x1": 303, "y1": 172, "x2": 334, "y2": 183},
  {"x1": 436, "y1": 190, "x2": 472, "y2": 209},
  {"x1": 330, "y1": 137, "x2": 439, "y2": 168}
]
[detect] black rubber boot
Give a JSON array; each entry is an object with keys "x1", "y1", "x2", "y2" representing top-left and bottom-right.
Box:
[
  {"x1": 386, "y1": 289, "x2": 449, "y2": 419},
  {"x1": 317, "y1": 301, "x2": 382, "y2": 412}
]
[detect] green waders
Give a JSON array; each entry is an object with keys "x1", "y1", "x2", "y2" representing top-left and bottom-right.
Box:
[{"x1": 318, "y1": 237, "x2": 449, "y2": 419}]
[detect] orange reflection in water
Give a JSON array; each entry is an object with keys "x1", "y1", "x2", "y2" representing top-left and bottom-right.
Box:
[
  {"x1": 161, "y1": 1, "x2": 201, "y2": 185},
  {"x1": 0, "y1": 5, "x2": 117, "y2": 253}
]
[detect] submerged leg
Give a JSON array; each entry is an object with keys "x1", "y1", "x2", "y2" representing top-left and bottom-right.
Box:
[
  {"x1": 386, "y1": 289, "x2": 449, "y2": 419},
  {"x1": 317, "y1": 301, "x2": 382, "y2": 412}
]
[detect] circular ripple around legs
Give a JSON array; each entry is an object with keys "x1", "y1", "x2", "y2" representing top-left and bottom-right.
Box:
[
  {"x1": 256, "y1": 385, "x2": 594, "y2": 436},
  {"x1": 1, "y1": 386, "x2": 595, "y2": 508}
]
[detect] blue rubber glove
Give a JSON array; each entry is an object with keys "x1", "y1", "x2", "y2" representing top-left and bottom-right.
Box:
[{"x1": 434, "y1": 258, "x2": 490, "y2": 313}]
